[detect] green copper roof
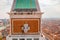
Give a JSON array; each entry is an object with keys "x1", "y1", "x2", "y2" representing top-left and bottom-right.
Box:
[{"x1": 14, "y1": 0, "x2": 36, "y2": 9}]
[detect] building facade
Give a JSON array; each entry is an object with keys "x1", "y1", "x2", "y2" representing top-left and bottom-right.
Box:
[{"x1": 6, "y1": 0, "x2": 44, "y2": 40}]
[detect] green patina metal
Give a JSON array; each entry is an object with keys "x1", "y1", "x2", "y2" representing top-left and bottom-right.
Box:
[{"x1": 14, "y1": 0, "x2": 36, "y2": 9}]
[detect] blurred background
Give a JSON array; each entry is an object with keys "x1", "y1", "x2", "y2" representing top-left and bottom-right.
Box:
[{"x1": 0, "y1": 0, "x2": 60, "y2": 40}]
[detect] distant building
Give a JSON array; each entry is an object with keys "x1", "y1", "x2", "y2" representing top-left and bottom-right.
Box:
[{"x1": 0, "y1": 20, "x2": 3, "y2": 27}]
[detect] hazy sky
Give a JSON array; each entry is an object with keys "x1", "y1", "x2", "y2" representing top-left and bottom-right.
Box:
[{"x1": 0, "y1": 0, "x2": 60, "y2": 19}]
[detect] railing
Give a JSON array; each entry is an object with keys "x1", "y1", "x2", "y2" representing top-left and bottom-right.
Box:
[{"x1": 8, "y1": 11, "x2": 43, "y2": 15}]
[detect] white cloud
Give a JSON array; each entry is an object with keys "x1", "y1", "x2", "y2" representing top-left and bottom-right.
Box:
[
  {"x1": 39, "y1": 0, "x2": 59, "y2": 6},
  {"x1": 38, "y1": 0, "x2": 60, "y2": 18},
  {"x1": 0, "y1": 0, "x2": 13, "y2": 19}
]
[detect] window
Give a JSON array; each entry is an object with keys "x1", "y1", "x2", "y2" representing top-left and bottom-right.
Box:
[
  {"x1": 20, "y1": 39, "x2": 25, "y2": 40},
  {"x1": 12, "y1": 38, "x2": 18, "y2": 40},
  {"x1": 34, "y1": 38, "x2": 39, "y2": 40},
  {"x1": 27, "y1": 38, "x2": 32, "y2": 40}
]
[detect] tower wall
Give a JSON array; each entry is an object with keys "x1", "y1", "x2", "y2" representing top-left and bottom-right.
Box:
[{"x1": 6, "y1": 0, "x2": 44, "y2": 40}]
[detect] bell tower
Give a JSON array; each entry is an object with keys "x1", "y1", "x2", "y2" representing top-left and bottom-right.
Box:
[{"x1": 7, "y1": 0, "x2": 43, "y2": 40}]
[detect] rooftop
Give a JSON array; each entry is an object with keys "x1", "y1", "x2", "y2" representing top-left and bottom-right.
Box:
[{"x1": 14, "y1": 0, "x2": 36, "y2": 9}]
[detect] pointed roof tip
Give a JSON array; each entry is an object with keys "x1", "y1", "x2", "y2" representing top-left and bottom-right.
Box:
[{"x1": 11, "y1": 0, "x2": 40, "y2": 11}]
